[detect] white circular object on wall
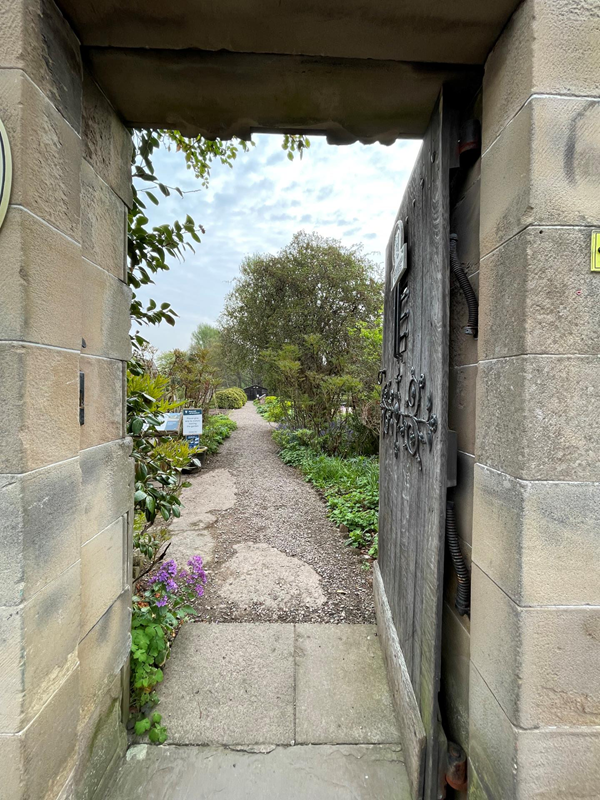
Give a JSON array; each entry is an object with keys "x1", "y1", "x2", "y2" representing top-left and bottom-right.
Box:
[{"x1": 0, "y1": 117, "x2": 12, "y2": 232}]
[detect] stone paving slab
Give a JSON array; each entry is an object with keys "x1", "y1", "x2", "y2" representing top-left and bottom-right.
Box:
[
  {"x1": 158, "y1": 623, "x2": 401, "y2": 749},
  {"x1": 166, "y1": 529, "x2": 216, "y2": 568},
  {"x1": 104, "y1": 744, "x2": 411, "y2": 800},
  {"x1": 158, "y1": 623, "x2": 295, "y2": 745},
  {"x1": 295, "y1": 624, "x2": 401, "y2": 744},
  {"x1": 219, "y1": 542, "x2": 326, "y2": 610}
]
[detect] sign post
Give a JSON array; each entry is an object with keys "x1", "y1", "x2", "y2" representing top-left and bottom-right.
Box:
[{"x1": 183, "y1": 409, "x2": 203, "y2": 449}]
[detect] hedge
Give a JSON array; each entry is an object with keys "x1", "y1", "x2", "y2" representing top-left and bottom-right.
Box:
[{"x1": 215, "y1": 387, "x2": 247, "y2": 409}]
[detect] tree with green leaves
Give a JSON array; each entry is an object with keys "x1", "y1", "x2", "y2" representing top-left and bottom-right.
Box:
[
  {"x1": 190, "y1": 322, "x2": 221, "y2": 352},
  {"x1": 220, "y1": 231, "x2": 381, "y2": 373},
  {"x1": 220, "y1": 231, "x2": 383, "y2": 453},
  {"x1": 128, "y1": 131, "x2": 309, "y2": 359},
  {"x1": 165, "y1": 348, "x2": 219, "y2": 412}
]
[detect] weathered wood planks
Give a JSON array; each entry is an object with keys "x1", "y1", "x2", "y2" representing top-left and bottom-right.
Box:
[{"x1": 377, "y1": 91, "x2": 452, "y2": 800}]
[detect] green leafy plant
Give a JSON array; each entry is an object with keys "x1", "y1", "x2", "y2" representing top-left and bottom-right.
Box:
[
  {"x1": 215, "y1": 387, "x2": 247, "y2": 409},
  {"x1": 254, "y1": 396, "x2": 291, "y2": 422},
  {"x1": 127, "y1": 373, "x2": 199, "y2": 526},
  {"x1": 199, "y1": 414, "x2": 238, "y2": 454},
  {"x1": 134, "y1": 712, "x2": 168, "y2": 744},
  {"x1": 133, "y1": 511, "x2": 169, "y2": 564},
  {"x1": 273, "y1": 428, "x2": 379, "y2": 557},
  {"x1": 130, "y1": 556, "x2": 207, "y2": 742}
]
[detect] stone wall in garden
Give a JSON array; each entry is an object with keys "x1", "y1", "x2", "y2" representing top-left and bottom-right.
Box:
[
  {"x1": 469, "y1": 1, "x2": 600, "y2": 797},
  {"x1": 0, "y1": 2, "x2": 133, "y2": 798}
]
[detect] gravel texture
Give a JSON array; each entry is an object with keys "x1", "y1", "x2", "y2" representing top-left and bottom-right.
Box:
[{"x1": 188, "y1": 403, "x2": 375, "y2": 624}]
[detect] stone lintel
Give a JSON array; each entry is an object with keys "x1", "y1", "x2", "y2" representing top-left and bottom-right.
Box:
[
  {"x1": 56, "y1": 0, "x2": 520, "y2": 65},
  {"x1": 86, "y1": 48, "x2": 481, "y2": 142}
]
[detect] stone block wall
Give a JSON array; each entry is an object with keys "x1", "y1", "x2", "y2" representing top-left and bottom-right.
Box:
[
  {"x1": 0, "y1": 2, "x2": 133, "y2": 798},
  {"x1": 470, "y1": 0, "x2": 600, "y2": 796}
]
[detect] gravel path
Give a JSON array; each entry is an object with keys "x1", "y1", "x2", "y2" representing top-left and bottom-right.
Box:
[{"x1": 188, "y1": 403, "x2": 375, "y2": 624}]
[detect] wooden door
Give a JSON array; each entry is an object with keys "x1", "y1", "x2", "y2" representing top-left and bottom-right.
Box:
[{"x1": 378, "y1": 92, "x2": 453, "y2": 800}]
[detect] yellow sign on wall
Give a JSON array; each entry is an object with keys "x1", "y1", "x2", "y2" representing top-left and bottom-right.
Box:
[
  {"x1": 0, "y1": 117, "x2": 12, "y2": 232},
  {"x1": 592, "y1": 231, "x2": 600, "y2": 273}
]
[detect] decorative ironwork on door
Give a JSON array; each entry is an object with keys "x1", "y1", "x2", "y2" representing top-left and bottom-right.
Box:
[{"x1": 380, "y1": 367, "x2": 438, "y2": 466}]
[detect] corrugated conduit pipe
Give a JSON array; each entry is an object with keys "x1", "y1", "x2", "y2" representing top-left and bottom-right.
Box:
[
  {"x1": 449, "y1": 233, "x2": 478, "y2": 338},
  {"x1": 446, "y1": 500, "x2": 470, "y2": 617}
]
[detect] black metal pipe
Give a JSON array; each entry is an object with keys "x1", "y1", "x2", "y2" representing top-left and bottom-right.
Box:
[
  {"x1": 449, "y1": 233, "x2": 478, "y2": 338},
  {"x1": 446, "y1": 500, "x2": 470, "y2": 617}
]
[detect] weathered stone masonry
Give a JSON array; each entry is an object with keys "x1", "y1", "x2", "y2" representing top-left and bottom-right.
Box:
[
  {"x1": 0, "y1": 0, "x2": 599, "y2": 798},
  {"x1": 469, "y1": 1, "x2": 600, "y2": 797},
  {"x1": 0, "y1": 2, "x2": 133, "y2": 798}
]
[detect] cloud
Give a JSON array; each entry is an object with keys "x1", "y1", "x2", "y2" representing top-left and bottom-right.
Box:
[
  {"x1": 317, "y1": 186, "x2": 334, "y2": 201},
  {"x1": 136, "y1": 134, "x2": 421, "y2": 351}
]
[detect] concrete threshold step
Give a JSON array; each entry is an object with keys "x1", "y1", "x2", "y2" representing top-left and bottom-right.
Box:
[
  {"x1": 103, "y1": 623, "x2": 412, "y2": 798},
  {"x1": 156, "y1": 623, "x2": 401, "y2": 745},
  {"x1": 104, "y1": 743, "x2": 411, "y2": 800}
]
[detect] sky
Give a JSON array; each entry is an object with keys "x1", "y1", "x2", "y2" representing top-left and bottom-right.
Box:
[{"x1": 136, "y1": 134, "x2": 421, "y2": 353}]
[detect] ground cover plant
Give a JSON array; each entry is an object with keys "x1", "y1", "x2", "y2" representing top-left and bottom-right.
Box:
[
  {"x1": 130, "y1": 556, "x2": 207, "y2": 743},
  {"x1": 273, "y1": 428, "x2": 379, "y2": 558},
  {"x1": 199, "y1": 413, "x2": 238, "y2": 454},
  {"x1": 254, "y1": 395, "x2": 291, "y2": 422}
]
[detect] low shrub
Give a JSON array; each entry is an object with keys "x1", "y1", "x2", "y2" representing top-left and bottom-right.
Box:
[
  {"x1": 254, "y1": 395, "x2": 292, "y2": 422},
  {"x1": 130, "y1": 555, "x2": 207, "y2": 743},
  {"x1": 273, "y1": 428, "x2": 379, "y2": 557},
  {"x1": 199, "y1": 413, "x2": 237, "y2": 454},
  {"x1": 215, "y1": 387, "x2": 247, "y2": 409}
]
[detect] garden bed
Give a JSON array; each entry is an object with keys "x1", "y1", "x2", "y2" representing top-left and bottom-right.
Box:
[{"x1": 273, "y1": 428, "x2": 379, "y2": 558}]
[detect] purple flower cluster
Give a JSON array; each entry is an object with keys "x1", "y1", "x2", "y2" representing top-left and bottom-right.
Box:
[
  {"x1": 151, "y1": 559, "x2": 177, "y2": 584},
  {"x1": 149, "y1": 555, "x2": 207, "y2": 606},
  {"x1": 150, "y1": 559, "x2": 179, "y2": 593},
  {"x1": 182, "y1": 555, "x2": 207, "y2": 598}
]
